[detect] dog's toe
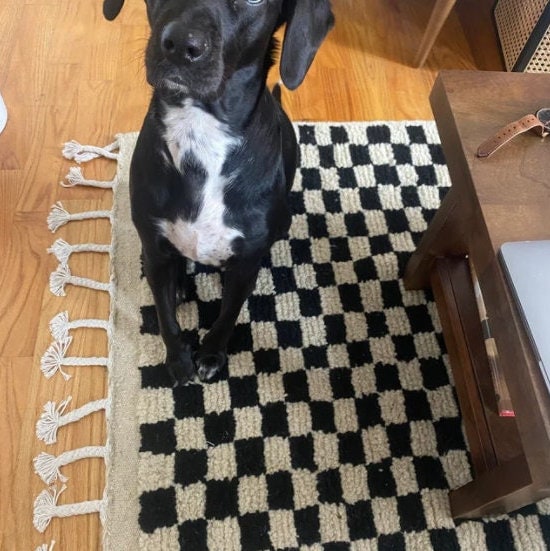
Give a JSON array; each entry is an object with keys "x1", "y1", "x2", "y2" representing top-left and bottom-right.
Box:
[
  {"x1": 166, "y1": 344, "x2": 195, "y2": 386},
  {"x1": 195, "y1": 351, "x2": 227, "y2": 382}
]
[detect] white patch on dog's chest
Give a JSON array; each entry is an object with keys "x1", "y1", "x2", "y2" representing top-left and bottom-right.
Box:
[
  {"x1": 158, "y1": 213, "x2": 243, "y2": 267},
  {"x1": 158, "y1": 100, "x2": 243, "y2": 266}
]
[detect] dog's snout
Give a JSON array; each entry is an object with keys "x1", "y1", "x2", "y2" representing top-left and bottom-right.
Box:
[{"x1": 160, "y1": 22, "x2": 210, "y2": 64}]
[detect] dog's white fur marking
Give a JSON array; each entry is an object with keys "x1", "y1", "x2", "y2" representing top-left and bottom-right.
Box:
[
  {"x1": 158, "y1": 100, "x2": 243, "y2": 266},
  {"x1": 162, "y1": 100, "x2": 238, "y2": 172}
]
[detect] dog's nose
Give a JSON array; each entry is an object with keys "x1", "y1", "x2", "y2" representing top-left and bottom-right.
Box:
[{"x1": 161, "y1": 22, "x2": 210, "y2": 63}]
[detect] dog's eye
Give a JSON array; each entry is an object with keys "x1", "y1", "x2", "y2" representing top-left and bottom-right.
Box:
[{"x1": 246, "y1": 0, "x2": 264, "y2": 4}]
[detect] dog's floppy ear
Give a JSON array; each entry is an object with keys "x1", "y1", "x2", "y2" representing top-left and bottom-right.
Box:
[
  {"x1": 103, "y1": 0, "x2": 125, "y2": 20},
  {"x1": 280, "y1": 0, "x2": 334, "y2": 90}
]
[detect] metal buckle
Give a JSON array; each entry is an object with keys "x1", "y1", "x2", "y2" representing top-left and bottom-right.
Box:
[{"x1": 535, "y1": 108, "x2": 550, "y2": 136}]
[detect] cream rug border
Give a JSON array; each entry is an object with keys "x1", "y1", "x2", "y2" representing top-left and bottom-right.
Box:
[{"x1": 104, "y1": 131, "x2": 141, "y2": 550}]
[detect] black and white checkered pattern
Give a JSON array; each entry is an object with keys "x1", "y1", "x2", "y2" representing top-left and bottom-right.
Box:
[{"x1": 134, "y1": 122, "x2": 550, "y2": 550}]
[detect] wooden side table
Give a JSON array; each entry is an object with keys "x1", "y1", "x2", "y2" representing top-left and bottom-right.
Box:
[{"x1": 404, "y1": 70, "x2": 550, "y2": 519}]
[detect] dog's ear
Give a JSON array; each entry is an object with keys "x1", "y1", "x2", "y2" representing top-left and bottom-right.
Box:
[
  {"x1": 103, "y1": 0, "x2": 125, "y2": 20},
  {"x1": 280, "y1": 0, "x2": 334, "y2": 90}
]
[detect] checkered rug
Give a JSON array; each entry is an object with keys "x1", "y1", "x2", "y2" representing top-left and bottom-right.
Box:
[{"x1": 105, "y1": 123, "x2": 550, "y2": 550}]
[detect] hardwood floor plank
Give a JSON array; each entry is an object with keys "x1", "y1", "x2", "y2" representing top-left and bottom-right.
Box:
[
  {"x1": 0, "y1": 3, "x2": 24, "y2": 88},
  {"x1": 0, "y1": 214, "x2": 50, "y2": 357}
]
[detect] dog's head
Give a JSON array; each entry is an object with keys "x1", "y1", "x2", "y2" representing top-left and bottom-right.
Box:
[{"x1": 103, "y1": 0, "x2": 334, "y2": 100}]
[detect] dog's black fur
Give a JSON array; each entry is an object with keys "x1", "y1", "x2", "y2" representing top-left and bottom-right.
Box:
[{"x1": 103, "y1": 0, "x2": 334, "y2": 385}]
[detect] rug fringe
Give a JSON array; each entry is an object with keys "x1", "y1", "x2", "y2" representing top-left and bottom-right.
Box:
[
  {"x1": 34, "y1": 138, "x2": 118, "y2": 542},
  {"x1": 62, "y1": 139, "x2": 119, "y2": 163},
  {"x1": 47, "y1": 201, "x2": 112, "y2": 233},
  {"x1": 40, "y1": 336, "x2": 109, "y2": 380},
  {"x1": 36, "y1": 396, "x2": 109, "y2": 444},
  {"x1": 61, "y1": 166, "x2": 116, "y2": 189},
  {"x1": 33, "y1": 446, "x2": 107, "y2": 485},
  {"x1": 49, "y1": 263, "x2": 111, "y2": 296},
  {"x1": 33, "y1": 484, "x2": 105, "y2": 533},
  {"x1": 49, "y1": 311, "x2": 109, "y2": 341},
  {"x1": 48, "y1": 238, "x2": 111, "y2": 264}
]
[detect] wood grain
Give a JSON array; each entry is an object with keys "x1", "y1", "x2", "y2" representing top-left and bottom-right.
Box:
[{"x1": 0, "y1": 0, "x2": 497, "y2": 548}]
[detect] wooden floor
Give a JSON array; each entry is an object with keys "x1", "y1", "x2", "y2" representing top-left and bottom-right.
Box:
[{"x1": 0, "y1": 0, "x2": 492, "y2": 548}]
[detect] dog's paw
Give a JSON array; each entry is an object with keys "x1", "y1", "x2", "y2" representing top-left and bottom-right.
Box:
[
  {"x1": 166, "y1": 344, "x2": 195, "y2": 387},
  {"x1": 194, "y1": 351, "x2": 227, "y2": 382}
]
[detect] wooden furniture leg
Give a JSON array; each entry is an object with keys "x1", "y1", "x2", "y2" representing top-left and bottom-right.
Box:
[
  {"x1": 414, "y1": 0, "x2": 458, "y2": 67},
  {"x1": 403, "y1": 186, "x2": 467, "y2": 289},
  {"x1": 450, "y1": 454, "x2": 535, "y2": 518}
]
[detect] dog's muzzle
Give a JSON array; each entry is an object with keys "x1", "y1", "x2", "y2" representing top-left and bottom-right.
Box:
[
  {"x1": 146, "y1": 14, "x2": 223, "y2": 99},
  {"x1": 160, "y1": 22, "x2": 211, "y2": 65}
]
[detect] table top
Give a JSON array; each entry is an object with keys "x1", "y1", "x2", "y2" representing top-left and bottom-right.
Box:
[{"x1": 430, "y1": 70, "x2": 550, "y2": 252}]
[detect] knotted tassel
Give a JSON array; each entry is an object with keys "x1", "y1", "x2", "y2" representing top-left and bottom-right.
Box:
[
  {"x1": 40, "y1": 336, "x2": 109, "y2": 380},
  {"x1": 61, "y1": 166, "x2": 116, "y2": 189},
  {"x1": 34, "y1": 446, "x2": 107, "y2": 484},
  {"x1": 47, "y1": 202, "x2": 112, "y2": 233},
  {"x1": 48, "y1": 238, "x2": 111, "y2": 264},
  {"x1": 33, "y1": 485, "x2": 66, "y2": 533},
  {"x1": 62, "y1": 139, "x2": 119, "y2": 163},
  {"x1": 49, "y1": 311, "x2": 71, "y2": 341},
  {"x1": 35, "y1": 540, "x2": 56, "y2": 551},
  {"x1": 36, "y1": 396, "x2": 72, "y2": 444},
  {"x1": 47, "y1": 202, "x2": 71, "y2": 233},
  {"x1": 49, "y1": 311, "x2": 109, "y2": 341},
  {"x1": 33, "y1": 485, "x2": 104, "y2": 533},
  {"x1": 49, "y1": 264, "x2": 111, "y2": 297},
  {"x1": 36, "y1": 396, "x2": 108, "y2": 445},
  {"x1": 40, "y1": 338, "x2": 73, "y2": 380}
]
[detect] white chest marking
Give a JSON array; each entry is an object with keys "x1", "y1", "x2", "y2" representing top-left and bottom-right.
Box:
[
  {"x1": 158, "y1": 101, "x2": 243, "y2": 266},
  {"x1": 158, "y1": 211, "x2": 243, "y2": 266}
]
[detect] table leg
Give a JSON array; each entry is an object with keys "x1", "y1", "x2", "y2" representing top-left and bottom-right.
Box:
[
  {"x1": 450, "y1": 454, "x2": 538, "y2": 518},
  {"x1": 414, "y1": 0, "x2": 458, "y2": 67},
  {"x1": 404, "y1": 185, "x2": 467, "y2": 289}
]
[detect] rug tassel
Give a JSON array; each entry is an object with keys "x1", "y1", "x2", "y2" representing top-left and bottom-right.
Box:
[
  {"x1": 33, "y1": 485, "x2": 66, "y2": 533},
  {"x1": 48, "y1": 238, "x2": 111, "y2": 264},
  {"x1": 49, "y1": 311, "x2": 109, "y2": 341},
  {"x1": 62, "y1": 139, "x2": 119, "y2": 163},
  {"x1": 33, "y1": 484, "x2": 105, "y2": 533},
  {"x1": 36, "y1": 396, "x2": 72, "y2": 443},
  {"x1": 47, "y1": 201, "x2": 112, "y2": 233},
  {"x1": 61, "y1": 166, "x2": 117, "y2": 189},
  {"x1": 35, "y1": 540, "x2": 56, "y2": 551},
  {"x1": 36, "y1": 396, "x2": 108, "y2": 445},
  {"x1": 34, "y1": 446, "x2": 107, "y2": 484},
  {"x1": 47, "y1": 202, "x2": 71, "y2": 232},
  {"x1": 40, "y1": 336, "x2": 109, "y2": 380},
  {"x1": 49, "y1": 263, "x2": 111, "y2": 297},
  {"x1": 40, "y1": 338, "x2": 73, "y2": 380}
]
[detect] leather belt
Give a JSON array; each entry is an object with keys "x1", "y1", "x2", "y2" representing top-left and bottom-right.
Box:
[{"x1": 476, "y1": 108, "x2": 550, "y2": 158}]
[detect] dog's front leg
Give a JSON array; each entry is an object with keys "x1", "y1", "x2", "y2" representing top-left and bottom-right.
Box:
[
  {"x1": 143, "y1": 248, "x2": 195, "y2": 386},
  {"x1": 195, "y1": 260, "x2": 261, "y2": 382}
]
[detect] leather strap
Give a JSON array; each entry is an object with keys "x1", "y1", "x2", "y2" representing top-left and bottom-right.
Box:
[{"x1": 476, "y1": 114, "x2": 548, "y2": 158}]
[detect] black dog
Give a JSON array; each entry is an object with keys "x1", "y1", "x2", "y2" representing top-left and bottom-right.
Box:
[{"x1": 103, "y1": 0, "x2": 334, "y2": 385}]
